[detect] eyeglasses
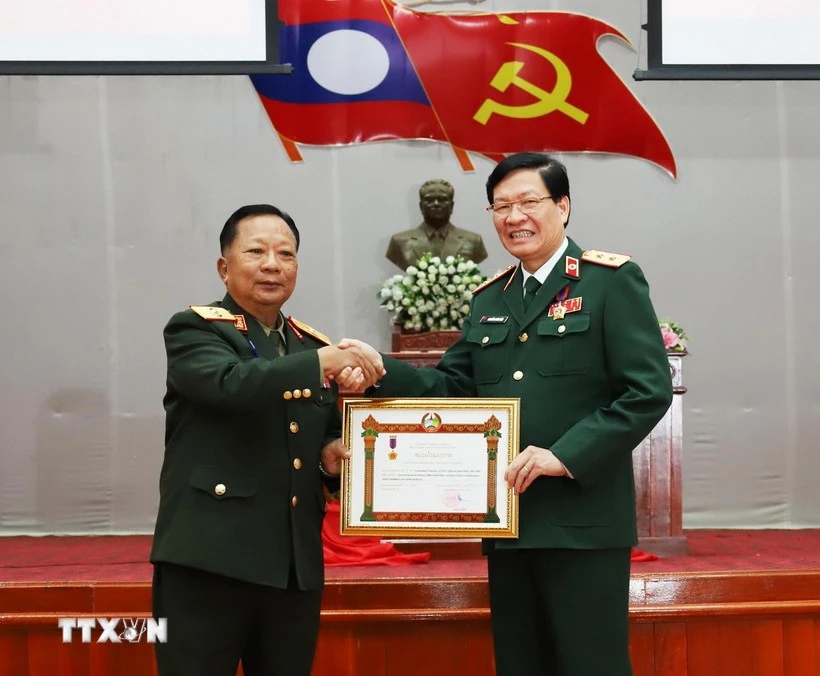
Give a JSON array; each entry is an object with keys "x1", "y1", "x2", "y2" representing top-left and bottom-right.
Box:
[{"x1": 486, "y1": 196, "x2": 554, "y2": 218}]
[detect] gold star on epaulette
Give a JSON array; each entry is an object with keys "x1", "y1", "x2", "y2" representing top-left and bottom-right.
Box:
[
  {"x1": 473, "y1": 265, "x2": 517, "y2": 295},
  {"x1": 581, "y1": 250, "x2": 631, "y2": 268},
  {"x1": 189, "y1": 305, "x2": 235, "y2": 322},
  {"x1": 287, "y1": 317, "x2": 332, "y2": 345}
]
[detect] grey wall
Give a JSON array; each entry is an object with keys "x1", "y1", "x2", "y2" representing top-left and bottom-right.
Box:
[{"x1": 1, "y1": 0, "x2": 818, "y2": 533}]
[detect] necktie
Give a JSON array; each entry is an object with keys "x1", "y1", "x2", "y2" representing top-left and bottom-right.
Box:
[
  {"x1": 269, "y1": 329, "x2": 284, "y2": 357},
  {"x1": 523, "y1": 277, "x2": 542, "y2": 312}
]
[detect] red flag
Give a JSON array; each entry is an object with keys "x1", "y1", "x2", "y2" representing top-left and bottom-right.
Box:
[
  {"x1": 386, "y1": 3, "x2": 676, "y2": 177},
  {"x1": 252, "y1": 0, "x2": 482, "y2": 169}
]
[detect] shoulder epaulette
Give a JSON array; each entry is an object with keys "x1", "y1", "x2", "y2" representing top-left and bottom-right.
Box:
[
  {"x1": 287, "y1": 316, "x2": 332, "y2": 345},
  {"x1": 472, "y1": 265, "x2": 517, "y2": 295},
  {"x1": 581, "y1": 250, "x2": 631, "y2": 268},
  {"x1": 189, "y1": 305, "x2": 235, "y2": 322},
  {"x1": 189, "y1": 305, "x2": 248, "y2": 331}
]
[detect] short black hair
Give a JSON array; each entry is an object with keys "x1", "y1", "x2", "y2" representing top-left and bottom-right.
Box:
[
  {"x1": 219, "y1": 204, "x2": 300, "y2": 254},
  {"x1": 486, "y1": 153, "x2": 571, "y2": 226}
]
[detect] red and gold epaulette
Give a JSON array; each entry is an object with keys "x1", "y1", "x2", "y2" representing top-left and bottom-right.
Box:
[
  {"x1": 189, "y1": 305, "x2": 248, "y2": 331},
  {"x1": 287, "y1": 316, "x2": 332, "y2": 345},
  {"x1": 581, "y1": 250, "x2": 631, "y2": 268},
  {"x1": 472, "y1": 265, "x2": 517, "y2": 295}
]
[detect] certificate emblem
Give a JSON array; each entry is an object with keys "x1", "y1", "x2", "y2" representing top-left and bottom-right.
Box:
[{"x1": 421, "y1": 412, "x2": 442, "y2": 431}]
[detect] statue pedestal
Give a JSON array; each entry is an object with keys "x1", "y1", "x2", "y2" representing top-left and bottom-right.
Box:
[{"x1": 391, "y1": 323, "x2": 461, "y2": 352}]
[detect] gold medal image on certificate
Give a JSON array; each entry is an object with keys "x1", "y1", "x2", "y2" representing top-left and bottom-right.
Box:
[{"x1": 340, "y1": 398, "x2": 520, "y2": 538}]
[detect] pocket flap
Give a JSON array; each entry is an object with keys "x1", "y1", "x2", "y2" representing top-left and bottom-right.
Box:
[
  {"x1": 188, "y1": 466, "x2": 258, "y2": 499},
  {"x1": 466, "y1": 325, "x2": 510, "y2": 347},
  {"x1": 537, "y1": 313, "x2": 590, "y2": 338}
]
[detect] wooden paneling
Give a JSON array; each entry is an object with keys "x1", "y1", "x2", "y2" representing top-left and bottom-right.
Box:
[
  {"x1": 630, "y1": 624, "x2": 655, "y2": 676},
  {"x1": 2, "y1": 568, "x2": 820, "y2": 675},
  {"x1": 750, "y1": 619, "x2": 784, "y2": 676},
  {"x1": 783, "y1": 618, "x2": 817, "y2": 676},
  {"x1": 654, "y1": 623, "x2": 687, "y2": 676}
]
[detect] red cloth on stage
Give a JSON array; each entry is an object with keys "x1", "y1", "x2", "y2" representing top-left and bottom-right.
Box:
[
  {"x1": 322, "y1": 500, "x2": 431, "y2": 566},
  {"x1": 321, "y1": 500, "x2": 656, "y2": 565},
  {"x1": 631, "y1": 548, "x2": 658, "y2": 562}
]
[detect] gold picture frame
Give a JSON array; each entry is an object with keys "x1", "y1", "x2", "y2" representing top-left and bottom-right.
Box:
[{"x1": 340, "y1": 398, "x2": 520, "y2": 538}]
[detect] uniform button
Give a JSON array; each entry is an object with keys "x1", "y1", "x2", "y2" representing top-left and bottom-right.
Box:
[
  {"x1": 283, "y1": 391, "x2": 293, "y2": 400},
  {"x1": 293, "y1": 389, "x2": 302, "y2": 399},
  {"x1": 558, "y1": 325, "x2": 566, "y2": 334},
  {"x1": 303, "y1": 388, "x2": 312, "y2": 398},
  {"x1": 293, "y1": 458, "x2": 302, "y2": 470},
  {"x1": 291, "y1": 496, "x2": 298, "y2": 507},
  {"x1": 289, "y1": 422, "x2": 300, "y2": 433},
  {"x1": 519, "y1": 332, "x2": 528, "y2": 343},
  {"x1": 214, "y1": 483, "x2": 226, "y2": 496},
  {"x1": 481, "y1": 336, "x2": 490, "y2": 345},
  {"x1": 513, "y1": 370, "x2": 524, "y2": 381}
]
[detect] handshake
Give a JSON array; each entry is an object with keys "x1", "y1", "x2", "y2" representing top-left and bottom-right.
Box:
[{"x1": 317, "y1": 338, "x2": 386, "y2": 392}]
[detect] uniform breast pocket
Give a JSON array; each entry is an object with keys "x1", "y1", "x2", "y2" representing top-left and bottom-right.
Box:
[
  {"x1": 535, "y1": 313, "x2": 592, "y2": 376},
  {"x1": 465, "y1": 325, "x2": 509, "y2": 384}
]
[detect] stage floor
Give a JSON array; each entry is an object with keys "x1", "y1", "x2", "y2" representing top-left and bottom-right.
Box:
[
  {"x1": 2, "y1": 530, "x2": 820, "y2": 676},
  {"x1": 1, "y1": 529, "x2": 820, "y2": 583}
]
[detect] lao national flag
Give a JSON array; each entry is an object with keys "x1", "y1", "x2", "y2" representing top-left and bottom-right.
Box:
[
  {"x1": 387, "y1": 2, "x2": 677, "y2": 177},
  {"x1": 250, "y1": 0, "x2": 446, "y2": 157}
]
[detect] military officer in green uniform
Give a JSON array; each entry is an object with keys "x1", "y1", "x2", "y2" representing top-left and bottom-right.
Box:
[
  {"x1": 385, "y1": 178, "x2": 489, "y2": 270},
  {"x1": 151, "y1": 204, "x2": 384, "y2": 676},
  {"x1": 352, "y1": 153, "x2": 673, "y2": 675}
]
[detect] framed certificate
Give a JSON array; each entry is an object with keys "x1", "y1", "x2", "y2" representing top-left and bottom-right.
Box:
[{"x1": 340, "y1": 398, "x2": 520, "y2": 538}]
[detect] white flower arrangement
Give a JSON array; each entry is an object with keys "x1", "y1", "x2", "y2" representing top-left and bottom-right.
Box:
[{"x1": 378, "y1": 253, "x2": 488, "y2": 333}]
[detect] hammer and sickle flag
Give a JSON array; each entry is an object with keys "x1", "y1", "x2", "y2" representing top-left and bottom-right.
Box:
[
  {"x1": 251, "y1": 0, "x2": 675, "y2": 177},
  {"x1": 386, "y1": 2, "x2": 676, "y2": 177}
]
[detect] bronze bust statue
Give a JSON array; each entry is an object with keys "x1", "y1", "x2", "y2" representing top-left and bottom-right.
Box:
[{"x1": 385, "y1": 179, "x2": 489, "y2": 271}]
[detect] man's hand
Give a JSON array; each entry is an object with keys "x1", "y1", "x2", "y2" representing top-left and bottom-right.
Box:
[
  {"x1": 317, "y1": 340, "x2": 385, "y2": 390},
  {"x1": 320, "y1": 438, "x2": 351, "y2": 477},
  {"x1": 336, "y1": 338, "x2": 386, "y2": 391},
  {"x1": 504, "y1": 445, "x2": 571, "y2": 494}
]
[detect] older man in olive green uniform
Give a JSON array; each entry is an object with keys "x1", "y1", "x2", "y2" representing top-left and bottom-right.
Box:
[
  {"x1": 357, "y1": 154, "x2": 672, "y2": 675},
  {"x1": 385, "y1": 178, "x2": 489, "y2": 270},
  {"x1": 151, "y1": 204, "x2": 384, "y2": 676}
]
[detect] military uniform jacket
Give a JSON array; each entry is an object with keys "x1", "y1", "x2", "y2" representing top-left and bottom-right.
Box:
[
  {"x1": 150, "y1": 294, "x2": 340, "y2": 590},
  {"x1": 377, "y1": 238, "x2": 673, "y2": 550}
]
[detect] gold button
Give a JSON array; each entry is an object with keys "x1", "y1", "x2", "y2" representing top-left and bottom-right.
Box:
[
  {"x1": 214, "y1": 483, "x2": 226, "y2": 496},
  {"x1": 558, "y1": 325, "x2": 566, "y2": 334},
  {"x1": 283, "y1": 391, "x2": 293, "y2": 400},
  {"x1": 293, "y1": 458, "x2": 302, "y2": 470},
  {"x1": 513, "y1": 370, "x2": 524, "y2": 381},
  {"x1": 291, "y1": 496, "x2": 298, "y2": 507},
  {"x1": 481, "y1": 336, "x2": 489, "y2": 345},
  {"x1": 519, "y1": 332, "x2": 528, "y2": 343},
  {"x1": 289, "y1": 422, "x2": 299, "y2": 433},
  {"x1": 302, "y1": 388, "x2": 311, "y2": 398},
  {"x1": 293, "y1": 389, "x2": 302, "y2": 399}
]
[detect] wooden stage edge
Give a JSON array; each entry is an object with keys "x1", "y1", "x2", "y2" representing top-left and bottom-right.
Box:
[
  {"x1": 2, "y1": 569, "x2": 820, "y2": 624},
  {"x1": 2, "y1": 571, "x2": 820, "y2": 676}
]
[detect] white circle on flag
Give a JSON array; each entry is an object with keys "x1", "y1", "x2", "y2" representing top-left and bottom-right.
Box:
[{"x1": 307, "y1": 30, "x2": 390, "y2": 95}]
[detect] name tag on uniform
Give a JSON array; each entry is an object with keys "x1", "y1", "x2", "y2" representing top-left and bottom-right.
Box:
[{"x1": 479, "y1": 315, "x2": 509, "y2": 324}]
